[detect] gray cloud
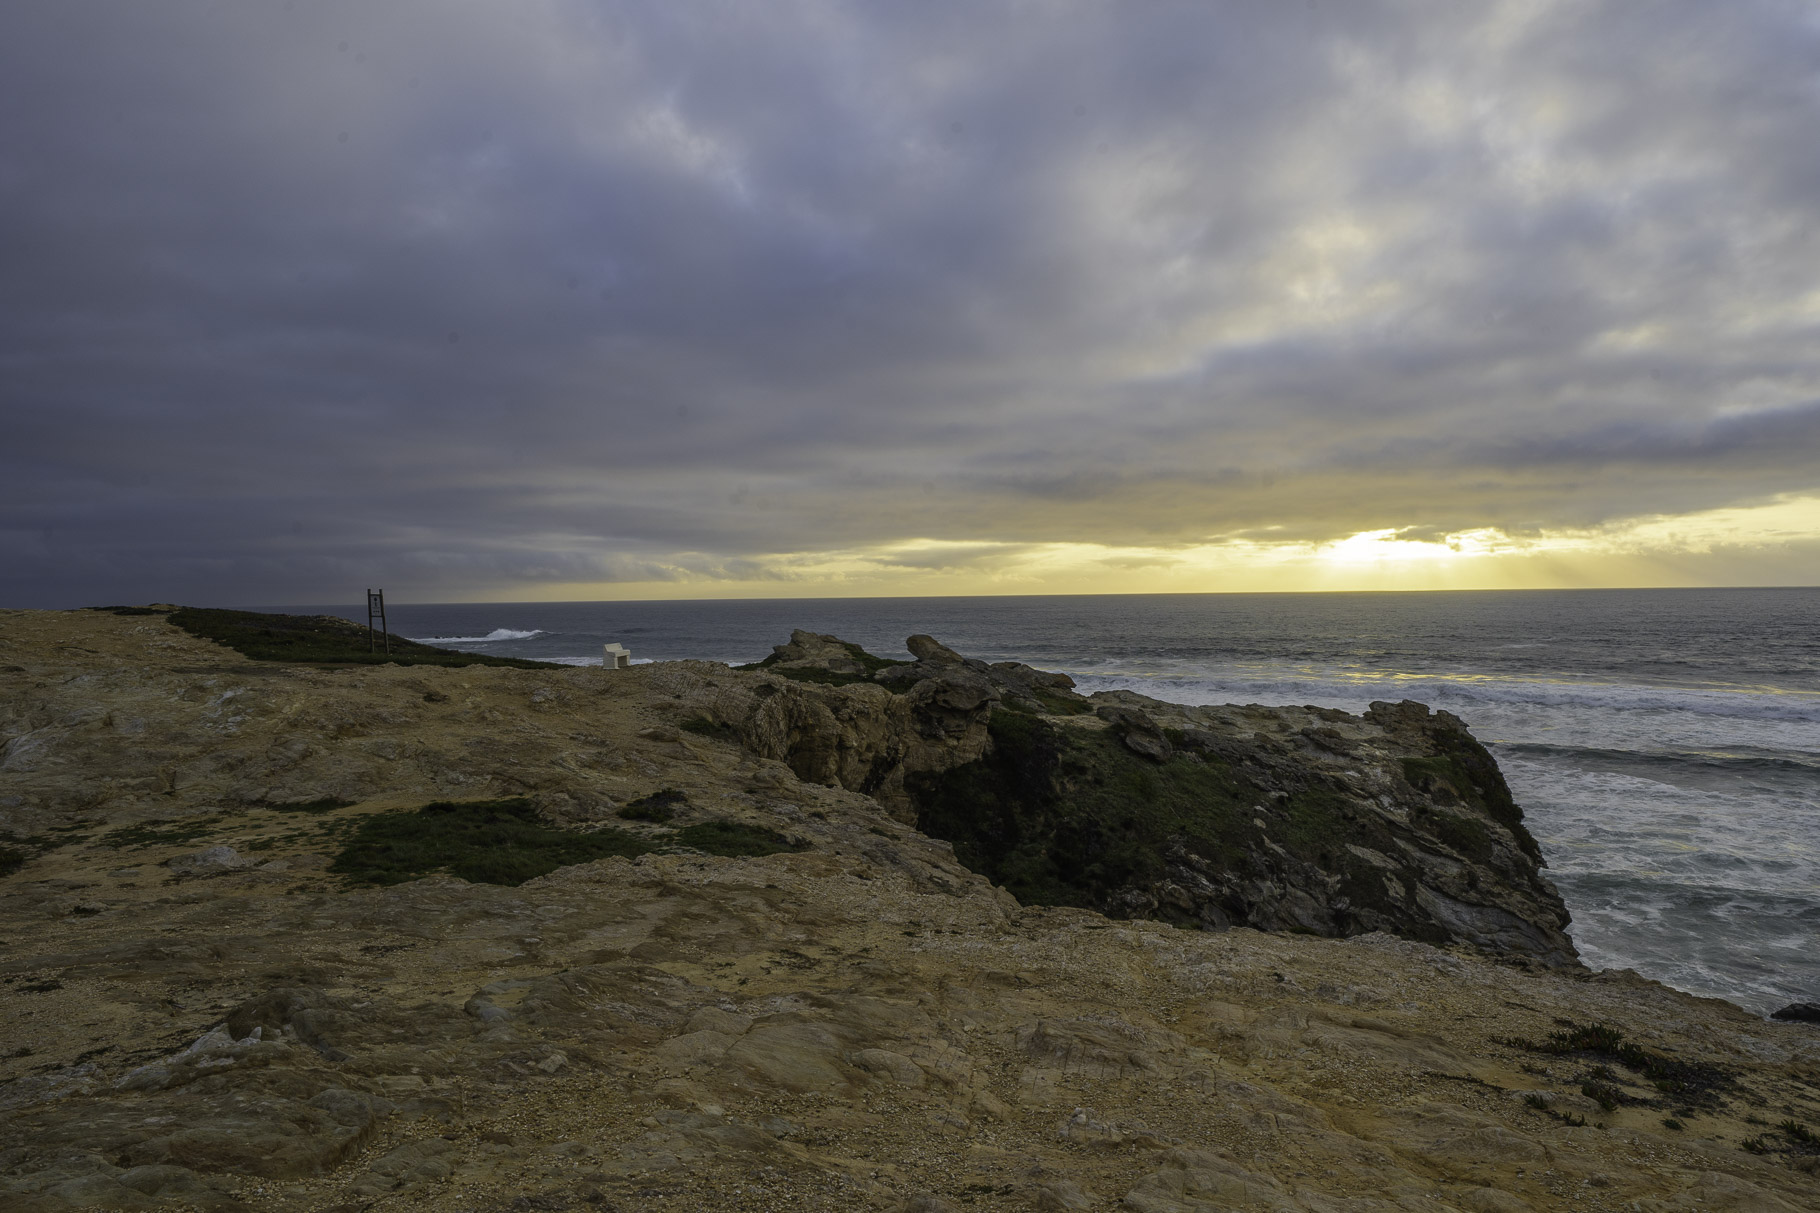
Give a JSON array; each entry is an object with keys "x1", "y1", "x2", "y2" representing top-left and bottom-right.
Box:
[{"x1": 3, "y1": 0, "x2": 1818, "y2": 604}]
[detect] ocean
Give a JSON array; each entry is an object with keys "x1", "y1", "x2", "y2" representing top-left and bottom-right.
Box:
[{"x1": 282, "y1": 589, "x2": 1820, "y2": 1016}]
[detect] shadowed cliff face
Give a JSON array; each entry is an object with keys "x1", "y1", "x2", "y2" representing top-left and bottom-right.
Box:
[{"x1": 754, "y1": 631, "x2": 1577, "y2": 968}]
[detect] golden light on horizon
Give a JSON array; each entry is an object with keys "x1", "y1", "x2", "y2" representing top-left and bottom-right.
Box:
[{"x1": 504, "y1": 493, "x2": 1820, "y2": 603}]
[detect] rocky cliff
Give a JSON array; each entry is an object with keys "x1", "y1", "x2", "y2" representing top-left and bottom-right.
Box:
[
  {"x1": 2, "y1": 608, "x2": 1817, "y2": 1212},
  {"x1": 725, "y1": 629, "x2": 1576, "y2": 968}
]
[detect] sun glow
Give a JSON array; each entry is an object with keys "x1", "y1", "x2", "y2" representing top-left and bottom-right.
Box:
[{"x1": 505, "y1": 494, "x2": 1820, "y2": 602}]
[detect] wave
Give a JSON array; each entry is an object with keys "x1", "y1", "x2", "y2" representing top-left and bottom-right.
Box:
[
  {"x1": 411, "y1": 628, "x2": 546, "y2": 645},
  {"x1": 1069, "y1": 669, "x2": 1820, "y2": 725},
  {"x1": 1498, "y1": 742, "x2": 1820, "y2": 776}
]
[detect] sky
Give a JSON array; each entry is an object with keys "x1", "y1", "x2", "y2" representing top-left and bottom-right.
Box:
[{"x1": 4, "y1": 0, "x2": 1819, "y2": 607}]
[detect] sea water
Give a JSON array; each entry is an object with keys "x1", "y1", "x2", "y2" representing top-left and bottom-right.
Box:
[{"x1": 284, "y1": 589, "x2": 1820, "y2": 1015}]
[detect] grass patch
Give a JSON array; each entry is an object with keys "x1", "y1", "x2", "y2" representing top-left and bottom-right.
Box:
[
  {"x1": 671, "y1": 820, "x2": 809, "y2": 858},
  {"x1": 100, "y1": 816, "x2": 226, "y2": 850},
  {"x1": 619, "y1": 789, "x2": 687, "y2": 823},
  {"x1": 1581, "y1": 1080, "x2": 1624, "y2": 1112},
  {"x1": 1028, "y1": 687, "x2": 1093, "y2": 715},
  {"x1": 87, "y1": 605, "x2": 169, "y2": 616},
  {"x1": 168, "y1": 607, "x2": 559, "y2": 669},
  {"x1": 259, "y1": 797, "x2": 353, "y2": 814},
  {"x1": 0, "y1": 829, "x2": 94, "y2": 874},
  {"x1": 330, "y1": 797, "x2": 654, "y2": 887},
  {"x1": 1503, "y1": 1020, "x2": 1734, "y2": 1108}
]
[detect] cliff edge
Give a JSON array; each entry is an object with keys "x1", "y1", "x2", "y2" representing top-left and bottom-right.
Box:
[{"x1": 1, "y1": 608, "x2": 1816, "y2": 1212}]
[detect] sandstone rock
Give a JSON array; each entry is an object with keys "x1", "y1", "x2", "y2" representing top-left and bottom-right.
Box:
[
  {"x1": 1458, "y1": 1188, "x2": 1538, "y2": 1213},
  {"x1": 1032, "y1": 1178, "x2": 1096, "y2": 1211},
  {"x1": 905, "y1": 635, "x2": 965, "y2": 665},
  {"x1": 765, "y1": 629, "x2": 876, "y2": 675},
  {"x1": 1122, "y1": 1148, "x2": 1289, "y2": 1212},
  {"x1": 684, "y1": 1007, "x2": 753, "y2": 1036},
  {"x1": 849, "y1": 1047, "x2": 926, "y2": 1087},
  {"x1": 735, "y1": 665, "x2": 995, "y2": 819},
  {"x1": 1095, "y1": 704, "x2": 1172, "y2": 761},
  {"x1": 722, "y1": 1021, "x2": 852, "y2": 1092},
  {"x1": 900, "y1": 1195, "x2": 959, "y2": 1213}
]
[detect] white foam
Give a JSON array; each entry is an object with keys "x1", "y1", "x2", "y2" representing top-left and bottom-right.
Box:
[
  {"x1": 410, "y1": 628, "x2": 545, "y2": 644},
  {"x1": 1068, "y1": 669, "x2": 1820, "y2": 725}
]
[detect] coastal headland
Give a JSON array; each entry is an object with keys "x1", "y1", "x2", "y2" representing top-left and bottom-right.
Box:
[{"x1": 1, "y1": 608, "x2": 1816, "y2": 1211}]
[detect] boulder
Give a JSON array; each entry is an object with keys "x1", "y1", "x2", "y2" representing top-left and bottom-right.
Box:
[{"x1": 1769, "y1": 1002, "x2": 1820, "y2": 1023}]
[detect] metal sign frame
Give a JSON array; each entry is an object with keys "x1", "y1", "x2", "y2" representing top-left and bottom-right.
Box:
[{"x1": 367, "y1": 588, "x2": 389, "y2": 654}]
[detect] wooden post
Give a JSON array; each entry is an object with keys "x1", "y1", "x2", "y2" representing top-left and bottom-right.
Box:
[{"x1": 367, "y1": 589, "x2": 389, "y2": 655}]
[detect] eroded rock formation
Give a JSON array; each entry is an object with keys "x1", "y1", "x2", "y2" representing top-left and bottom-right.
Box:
[{"x1": 730, "y1": 630, "x2": 1577, "y2": 967}]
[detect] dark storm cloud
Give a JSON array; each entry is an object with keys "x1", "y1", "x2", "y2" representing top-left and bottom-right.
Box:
[{"x1": 3, "y1": 0, "x2": 1818, "y2": 603}]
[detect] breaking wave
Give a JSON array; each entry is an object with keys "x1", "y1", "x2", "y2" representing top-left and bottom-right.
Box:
[{"x1": 411, "y1": 628, "x2": 545, "y2": 645}]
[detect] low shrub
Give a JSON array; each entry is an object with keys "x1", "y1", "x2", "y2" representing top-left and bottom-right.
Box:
[
  {"x1": 330, "y1": 798, "x2": 654, "y2": 886},
  {"x1": 672, "y1": 820, "x2": 809, "y2": 858}
]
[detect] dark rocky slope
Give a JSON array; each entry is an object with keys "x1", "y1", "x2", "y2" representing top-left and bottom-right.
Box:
[{"x1": 748, "y1": 630, "x2": 1578, "y2": 968}]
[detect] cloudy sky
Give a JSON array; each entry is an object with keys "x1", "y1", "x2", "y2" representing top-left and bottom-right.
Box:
[{"x1": 5, "y1": 0, "x2": 1819, "y2": 606}]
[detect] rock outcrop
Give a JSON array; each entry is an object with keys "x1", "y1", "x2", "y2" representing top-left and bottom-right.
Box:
[
  {"x1": 2, "y1": 608, "x2": 1818, "y2": 1212},
  {"x1": 722, "y1": 630, "x2": 1577, "y2": 968}
]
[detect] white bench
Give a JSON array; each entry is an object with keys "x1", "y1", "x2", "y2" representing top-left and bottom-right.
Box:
[{"x1": 602, "y1": 642, "x2": 631, "y2": 669}]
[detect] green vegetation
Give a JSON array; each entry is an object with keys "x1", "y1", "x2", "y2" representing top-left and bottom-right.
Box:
[
  {"x1": 1503, "y1": 1020, "x2": 1734, "y2": 1108},
  {"x1": 0, "y1": 828, "x2": 94, "y2": 876},
  {"x1": 1581, "y1": 1080, "x2": 1623, "y2": 1112},
  {"x1": 328, "y1": 797, "x2": 810, "y2": 886},
  {"x1": 100, "y1": 815, "x2": 227, "y2": 850},
  {"x1": 1401, "y1": 733, "x2": 1541, "y2": 862},
  {"x1": 618, "y1": 789, "x2": 687, "y2": 823},
  {"x1": 87, "y1": 605, "x2": 168, "y2": 616},
  {"x1": 1416, "y1": 806, "x2": 1496, "y2": 862},
  {"x1": 330, "y1": 798, "x2": 655, "y2": 886},
  {"x1": 908, "y1": 708, "x2": 1427, "y2": 929},
  {"x1": 167, "y1": 607, "x2": 558, "y2": 669},
  {"x1": 260, "y1": 797, "x2": 353, "y2": 814},
  {"x1": 672, "y1": 820, "x2": 809, "y2": 858},
  {"x1": 1027, "y1": 687, "x2": 1094, "y2": 716}
]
